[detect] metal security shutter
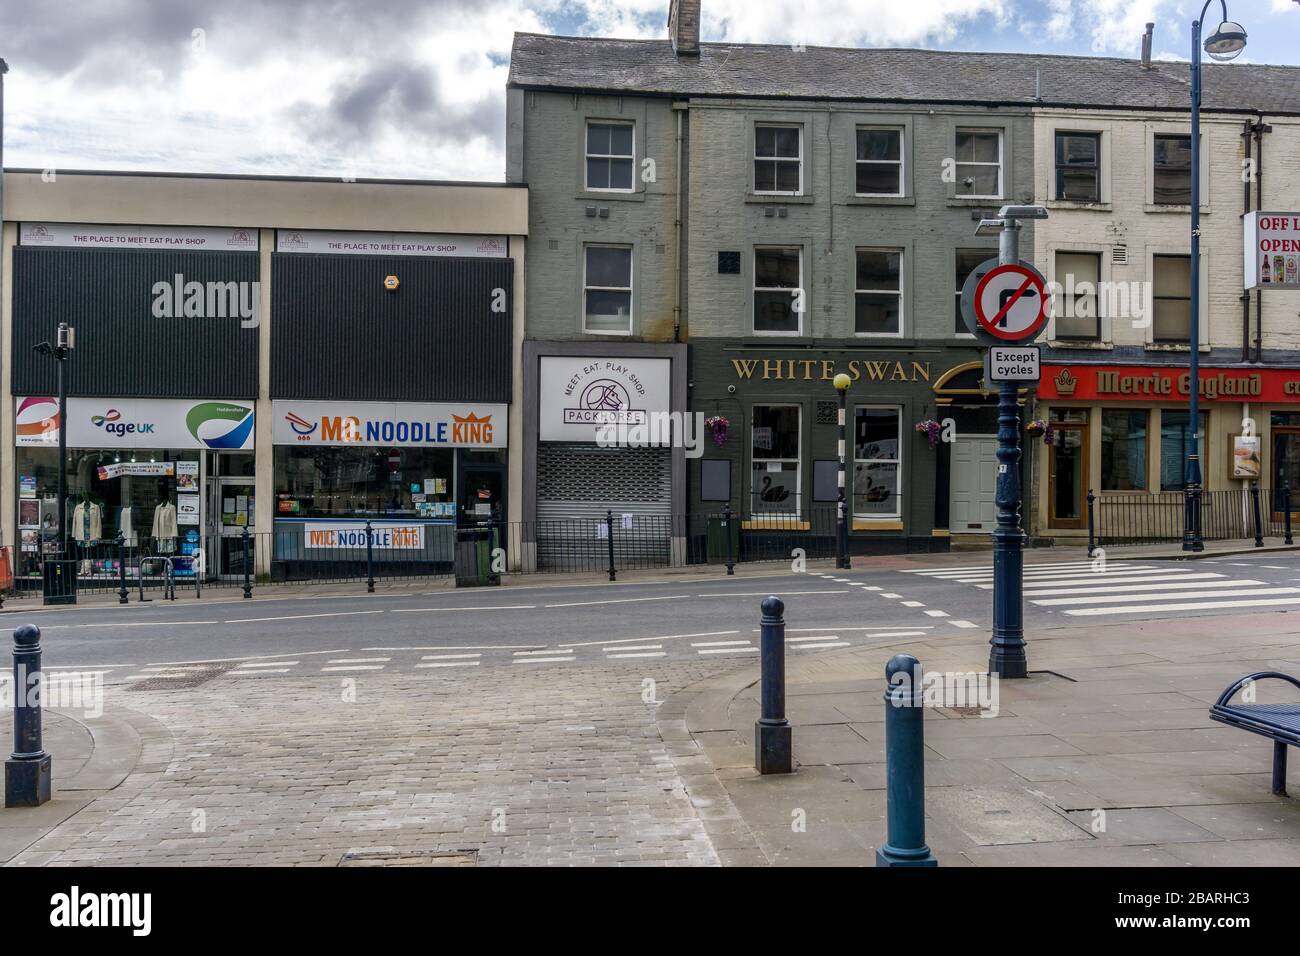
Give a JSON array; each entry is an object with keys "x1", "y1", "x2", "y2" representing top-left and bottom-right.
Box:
[{"x1": 535, "y1": 444, "x2": 672, "y2": 569}]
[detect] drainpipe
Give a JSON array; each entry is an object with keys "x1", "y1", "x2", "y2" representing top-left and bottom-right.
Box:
[
  {"x1": 672, "y1": 103, "x2": 685, "y2": 343},
  {"x1": 1253, "y1": 116, "x2": 1270, "y2": 364},
  {"x1": 1241, "y1": 120, "x2": 1252, "y2": 362}
]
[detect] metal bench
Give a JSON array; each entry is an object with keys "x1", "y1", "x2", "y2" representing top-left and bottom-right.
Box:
[{"x1": 1209, "y1": 671, "x2": 1300, "y2": 796}]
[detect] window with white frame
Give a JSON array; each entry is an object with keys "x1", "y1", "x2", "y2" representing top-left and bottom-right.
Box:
[
  {"x1": 752, "y1": 404, "x2": 800, "y2": 514},
  {"x1": 853, "y1": 407, "x2": 901, "y2": 518},
  {"x1": 1054, "y1": 131, "x2": 1101, "y2": 202},
  {"x1": 855, "y1": 248, "x2": 903, "y2": 335},
  {"x1": 753, "y1": 246, "x2": 802, "y2": 334},
  {"x1": 583, "y1": 244, "x2": 633, "y2": 334},
  {"x1": 1152, "y1": 254, "x2": 1192, "y2": 342},
  {"x1": 754, "y1": 125, "x2": 802, "y2": 194},
  {"x1": 585, "y1": 122, "x2": 634, "y2": 192},
  {"x1": 955, "y1": 128, "x2": 1003, "y2": 198},
  {"x1": 954, "y1": 248, "x2": 987, "y2": 334},
  {"x1": 1153, "y1": 134, "x2": 1192, "y2": 205},
  {"x1": 1053, "y1": 251, "x2": 1101, "y2": 340},
  {"x1": 855, "y1": 127, "x2": 903, "y2": 196}
]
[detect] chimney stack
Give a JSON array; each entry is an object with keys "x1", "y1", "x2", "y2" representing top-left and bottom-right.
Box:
[
  {"x1": 668, "y1": 0, "x2": 701, "y2": 56},
  {"x1": 1140, "y1": 22, "x2": 1154, "y2": 69}
]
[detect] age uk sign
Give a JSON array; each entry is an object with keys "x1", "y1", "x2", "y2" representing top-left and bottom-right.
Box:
[{"x1": 1243, "y1": 212, "x2": 1300, "y2": 290}]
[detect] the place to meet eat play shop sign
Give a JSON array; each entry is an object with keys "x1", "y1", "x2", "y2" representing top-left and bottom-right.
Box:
[{"x1": 1244, "y1": 212, "x2": 1300, "y2": 290}]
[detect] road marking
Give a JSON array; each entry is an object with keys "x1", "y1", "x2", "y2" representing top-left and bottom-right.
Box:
[
  {"x1": 976, "y1": 571, "x2": 1226, "y2": 590},
  {"x1": 544, "y1": 595, "x2": 688, "y2": 608},
  {"x1": 697, "y1": 647, "x2": 759, "y2": 655},
  {"x1": 237, "y1": 661, "x2": 300, "y2": 668},
  {"x1": 605, "y1": 651, "x2": 668, "y2": 659},
  {"x1": 899, "y1": 561, "x2": 1134, "y2": 574},
  {"x1": 321, "y1": 665, "x2": 385, "y2": 672},
  {"x1": 1024, "y1": 578, "x2": 1262, "y2": 597},
  {"x1": 39, "y1": 621, "x2": 222, "y2": 630},
  {"x1": 760, "y1": 626, "x2": 934, "y2": 633},
  {"x1": 1035, "y1": 586, "x2": 1300, "y2": 607},
  {"x1": 923, "y1": 609, "x2": 950, "y2": 617},
  {"x1": 603, "y1": 644, "x2": 663, "y2": 652},
  {"x1": 787, "y1": 635, "x2": 840, "y2": 642},
  {"x1": 861, "y1": 586, "x2": 882, "y2": 591},
  {"x1": 950, "y1": 620, "x2": 979, "y2": 629},
  {"x1": 792, "y1": 641, "x2": 851, "y2": 650},
  {"x1": 559, "y1": 630, "x2": 738, "y2": 649},
  {"x1": 391, "y1": 605, "x2": 537, "y2": 613},
  {"x1": 901, "y1": 600, "x2": 925, "y2": 607},
  {"x1": 416, "y1": 661, "x2": 481, "y2": 669},
  {"x1": 940, "y1": 566, "x2": 1161, "y2": 582},
  {"x1": 363, "y1": 644, "x2": 545, "y2": 651},
  {"x1": 1065, "y1": 596, "x2": 1300, "y2": 616},
  {"x1": 326, "y1": 657, "x2": 390, "y2": 664},
  {"x1": 692, "y1": 640, "x2": 752, "y2": 647},
  {"x1": 420, "y1": 653, "x2": 483, "y2": 660},
  {"x1": 228, "y1": 669, "x2": 291, "y2": 675},
  {"x1": 226, "y1": 610, "x2": 386, "y2": 624},
  {"x1": 694, "y1": 590, "x2": 848, "y2": 597},
  {"x1": 512, "y1": 656, "x2": 574, "y2": 664},
  {"x1": 881, "y1": 592, "x2": 902, "y2": 598},
  {"x1": 513, "y1": 649, "x2": 571, "y2": 657}
]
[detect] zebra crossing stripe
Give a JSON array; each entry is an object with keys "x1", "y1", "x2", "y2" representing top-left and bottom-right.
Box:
[
  {"x1": 1034, "y1": 586, "x2": 1300, "y2": 607},
  {"x1": 1064, "y1": 596, "x2": 1300, "y2": 616},
  {"x1": 1024, "y1": 578, "x2": 1260, "y2": 598},
  {"x1": 976, "y1": 571, "x2": 1226, "y2": 590}
]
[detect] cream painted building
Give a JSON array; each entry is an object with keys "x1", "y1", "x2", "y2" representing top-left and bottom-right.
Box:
[
  {"x1": 1026, "y1": 92, "x2": 1300, "y2": 542},
  {"x1": 0, "y1": 170, "x2": 528, "y2": 586}
]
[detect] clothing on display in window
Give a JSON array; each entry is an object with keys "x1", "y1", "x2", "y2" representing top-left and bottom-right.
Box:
[
  {"x1": 152, "y1": 501, "x2": 178, "y2": 552},
  {"x1": 72, "y1": 500, "x2": 102, "y2": 543}
]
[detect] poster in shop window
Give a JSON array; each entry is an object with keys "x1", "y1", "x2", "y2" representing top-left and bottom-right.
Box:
[{"x1": 1232, "y1": 435, "x2": 1261, "y2": 480}]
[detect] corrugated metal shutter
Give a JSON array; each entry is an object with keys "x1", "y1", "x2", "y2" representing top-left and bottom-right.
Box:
[
  {"x1": 535, "y1": 443, "x2": 672, "y2": 568},
  {"x1": 11, "y1": 247, "x2": 260, "y2": 399},
  {"x1": 270, "y1": 253, "x2": 512, "y2": 402}
]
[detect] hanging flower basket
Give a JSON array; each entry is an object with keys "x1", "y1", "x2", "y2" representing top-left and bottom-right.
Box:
[
  {"x1": 1026, "y1": 419, "x2": 1053, "y2": 445},
  {"x1": 704, "y1": 415, "x2": 730, "y2": 447},
  {"x1": 914, "y1": 419, "x2": 942, "y2": 449}
]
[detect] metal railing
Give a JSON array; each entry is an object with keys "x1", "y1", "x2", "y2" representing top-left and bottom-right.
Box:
[{"x1": 1091, "y1": 483, "x2": 1297, "y2": 548}]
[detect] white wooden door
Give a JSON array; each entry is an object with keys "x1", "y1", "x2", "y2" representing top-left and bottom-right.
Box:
[{"x1": 949, "y1": 435, "x2": 998, "y2": 533}]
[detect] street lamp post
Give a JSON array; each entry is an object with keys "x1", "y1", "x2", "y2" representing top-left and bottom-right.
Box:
[
  {"x1": 34, "y1": 325, "x2": 75, "y2": 557},
  {"x1": 1184, "y1": 4, "x2": 1247, "y2": 552},
  {"x1": 834, "y1": 373, "x2": 852, "y2": 570}
]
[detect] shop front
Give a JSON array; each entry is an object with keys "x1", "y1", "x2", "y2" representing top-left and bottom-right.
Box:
[
  {"x1": 13, "y1": 396, "x2": 256, "y2": 586},
  {"x1": 270, "y1": 400, "x2": 507, "y2": 578},
  {"x1": 687, "y1": 343, "x2": 992, "y2": 554},
  {"x1": 1032, "y1": 362, "x2": 1300, "y2": 541}
]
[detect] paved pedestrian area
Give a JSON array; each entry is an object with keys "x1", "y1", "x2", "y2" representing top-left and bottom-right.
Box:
[
  {"x1": 4, "y1": 661, "x2": 732, "y2": 867},
  {"x1": 662, "y1": 611, "x2": 1300, "y2": 866}
]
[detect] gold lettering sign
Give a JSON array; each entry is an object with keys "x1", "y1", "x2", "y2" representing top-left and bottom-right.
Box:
[{"x1": 730, "y1": 358, "x2": 931, "y2": 382}]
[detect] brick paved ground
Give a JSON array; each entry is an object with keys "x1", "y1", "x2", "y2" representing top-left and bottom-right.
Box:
[{"x1": 6, "y1": 661, "x2": 733, "y2": 867}]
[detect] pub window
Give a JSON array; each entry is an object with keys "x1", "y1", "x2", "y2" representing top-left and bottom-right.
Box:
[
  {"x1": 1159, "y1": 410, "x2": 1207, "y2": 492},
  {"x1": 954, "y1": 248, "x2": 987, "y2": 334},
  {"x1": 855, "y1": 127, "x2": 903, "y2": 196},
  {"x1": 1100, "y1": 409, "x2": 1148, "y2": 492},
  {"x1": 1053, "y1": 251, "x2": 1101, "y2": 340},
  {"x1": 751, "y1": 404, "x2": 800, "y2": 514},
  {"x1": 754, "y1": 124, "x2": 802, "y2": 195},
  {"x1": 585, "y1": 122, "x2": 634, "y2": 192},
  {"x1": 855, "y1": 248, "x2": 903, "y2": 336},
  {"x1": 1153, "y1": 134, "x2": 1192, "y2": 205},
  {"x1": 1054, "y1": 132, "x2": 1100, "y2": 202},
  {"x1": 754, "y1": 246, "x2": 802, "y2": 334},
  {"x1": 583, "y1": 244, "x2": 633, "y2": 334},
  {"x1": 955, "y1": 128, "x2": 1003, "y2": 198},
  {"x1": 853, "y1": 407, "x2": 901, "y2": 518},
  {"x1": 1152, "y1": 254, "x2": 1192, "y2": 342}
]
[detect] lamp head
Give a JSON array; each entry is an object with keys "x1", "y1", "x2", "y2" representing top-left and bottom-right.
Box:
[
  {"x1": 1204, "y1": 20, "x2": 1247, "y2": 61},
  {"x1": 833, "y1": 373, "x2": 852, "y2": 392}
]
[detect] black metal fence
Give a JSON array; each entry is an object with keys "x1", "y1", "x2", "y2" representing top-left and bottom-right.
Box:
[
  {"x1": 3, "y1": 507, "x2": 868, "y2": 602},
  {"x1": 1093, "y1": 484, "x2": 1296, "y2": 547}
]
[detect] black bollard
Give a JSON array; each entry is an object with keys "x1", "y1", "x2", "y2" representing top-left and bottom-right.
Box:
[
  {"x1": 117, "y1": 531, "x2": 128, "y2": 605},
  {"x1": 1252, "y1": 481, "x2": 1264, "y2": 548},
  {"x1": 723, "y1": 503, "x2": 735, "y2": 576},
  {"x1": 365, "y1": 520, "x2": 375, "y2": 594},
  {"x1": 606, "y1": 510, "x2": 616, "y2": 582},
  {"x1": 241, "y1": 527, "x2": 252, "y2": 599},
  {"x1": 876, "y1": 653, "x2": 938, "y2": 867},
  {"x1": 5, "y1": 625, "x2": 52, "y2": 807},
  {"x1": 1286, "y1": 482, "x2": 1294, "y2": 546},
  {"x1": 1086, "y1": 489, "x2": 1096, "y2": 558},
  {"x1": 754, "y1": 596, "x2": 792, "y2": 774}
]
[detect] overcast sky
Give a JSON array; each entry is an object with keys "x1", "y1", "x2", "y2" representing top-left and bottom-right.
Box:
[{"x1": 2, "y1": 0, "x2": 1297, "y2": 181}]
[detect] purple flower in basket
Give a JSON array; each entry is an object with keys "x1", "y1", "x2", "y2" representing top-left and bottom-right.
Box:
[
  {"x1": 705, "y1": 415, "x2": 730, "y2": 447},
  {"x1": 914, "y1": 419, "x2": 942, "y2": 449}
]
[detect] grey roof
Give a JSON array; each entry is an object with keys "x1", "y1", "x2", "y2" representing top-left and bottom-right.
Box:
[{"x1": 509, "y1": 33, "x2": 1300, "y2": 115}]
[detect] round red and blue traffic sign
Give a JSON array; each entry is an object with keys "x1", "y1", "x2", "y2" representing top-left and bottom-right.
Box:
[{"x1": 972, "y1": 262, "x2": 1048, "y2": 342}]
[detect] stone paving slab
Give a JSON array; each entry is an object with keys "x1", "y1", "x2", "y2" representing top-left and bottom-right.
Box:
[{"x1": 660, "y1": 611, "x2": 1300, "y2": 866}]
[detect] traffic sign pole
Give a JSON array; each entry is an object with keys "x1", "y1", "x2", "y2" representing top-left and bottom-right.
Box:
[{"x1": 989, "y1": 219, "x2": 1029, "y2": 680}]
